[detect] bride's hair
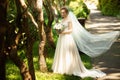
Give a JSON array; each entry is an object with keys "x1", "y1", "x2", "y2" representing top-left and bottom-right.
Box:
[{"x1": 60, "y1": 6, "x2": 69, "y2": 14}]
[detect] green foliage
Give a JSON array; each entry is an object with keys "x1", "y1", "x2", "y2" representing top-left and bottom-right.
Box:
[
  {"x1": 6, "y1": 60, "x2": 22, "y2": 80},
  {"x1": 68, "y1": 0, "x2": 90, "y2": 18},
  {"x1": 98, "y1": 0, "x2": 120, "y2": 16},
  {"x1": 81, "y1": 54, "x2": 92, "y2": 69},
  {"x1": 7, "y1": 0, "x2": 17, "y2": 24},
  {"x1": 54, "y1": 0, "x2": 90, "y2": 18},
  {"x1": 6, "y1": 0, "x2": 92, "y2": 80},
  {"x1": 6, "y1": 41, "x2": 93, "y2": 80}
]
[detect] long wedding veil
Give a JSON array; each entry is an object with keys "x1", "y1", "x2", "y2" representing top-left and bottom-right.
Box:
[{"x1": 68, "y1": 11, "x2": 120, "y2": 57}]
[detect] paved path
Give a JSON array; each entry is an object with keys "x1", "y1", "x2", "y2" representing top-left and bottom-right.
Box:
[{"x1": 84, "y1": 1, "x2": 120, "y2": 80}]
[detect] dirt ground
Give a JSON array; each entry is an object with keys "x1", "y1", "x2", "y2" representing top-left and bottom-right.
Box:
[{"x1": 85, "y1": 1, "x2": 120, "y2": 80}]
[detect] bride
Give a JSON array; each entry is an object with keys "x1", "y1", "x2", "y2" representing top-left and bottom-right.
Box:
[{"x1": 52, "y1": 6, "x2": 120, "y2": 78}]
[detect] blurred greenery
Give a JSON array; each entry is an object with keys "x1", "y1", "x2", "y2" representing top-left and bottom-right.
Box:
[
  {"x1": 68, "y1": 0, "x2": 90, "y2": 18},
  {"x1": 5, "y1": 0, "x2": 93, "y2": 80},
  {"x1": 6, "y1": 40, "x2": 93, "y2": 80},
  {"x1": 98, "y1": 0, "x2": 120, "y2": 17}
]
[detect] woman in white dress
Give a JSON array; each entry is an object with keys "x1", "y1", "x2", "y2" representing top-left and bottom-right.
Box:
[{"x1": 52, "y1": 6, "x2": 120, "y2": 78}]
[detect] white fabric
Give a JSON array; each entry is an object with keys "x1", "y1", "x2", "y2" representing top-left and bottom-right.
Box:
[
  {"x1": 69, "y1": 12, "x2": 120, "y2": 57},
  {"x1": 52, "y1": 15, "x2": 108, "y2": 78}
]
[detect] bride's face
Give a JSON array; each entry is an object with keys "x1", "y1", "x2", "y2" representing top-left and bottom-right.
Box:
[{"x1": 60, "y1": 9, "x2": 68, "y2": 18}]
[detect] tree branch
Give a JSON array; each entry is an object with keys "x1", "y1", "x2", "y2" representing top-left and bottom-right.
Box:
[{"x1": 19, "y1": 0, "x2": 38, "y2": 29}]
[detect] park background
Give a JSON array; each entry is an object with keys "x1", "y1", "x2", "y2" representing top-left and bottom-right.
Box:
[{"x1": 0, "y1": 0, "x2": 120, "y2": 80}]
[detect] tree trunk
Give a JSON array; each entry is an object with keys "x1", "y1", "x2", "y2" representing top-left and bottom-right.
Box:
[
  {"x1": 36, "y1": 0, "x2": 47, "y2": 72},
  {"x1": 0, "y1": 0, "x2": 8, "y2": 79},
  {"x1": 38, "y1": 16, "x2": 47, "y2": 72},
  {"x1": 26, "y1": 37, "x2": 35, "y2": 80},
  {"x1": 0, "y1": 34, "x2": 6, "y2": 80},
  {"x1": 0, "y1": 21, "x2": 7, "y2": 80},
  {"x1": 4, "y1": 20, "x2": 32, "y2": 80},
  {"x1": 16, "y1": 0, "x2": 36, "y2": 79},
  {"x1": 46, "y1": 27, "x2": 55, "y2": 49},
  {"x1": 44, "y1": 0, "x2": 55, "y2": 49},
  {"x1": 23, "y1": 15, "x2": 36, "y2": 80},
  {"x1": 9, "y1": 44, "x2": 32, "y2": 80}
]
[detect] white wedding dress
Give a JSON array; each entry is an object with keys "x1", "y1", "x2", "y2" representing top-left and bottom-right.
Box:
[
  {"x1": 52, "y1": 20, "x2": 106, "y2": 78},
  {"x1": 52, "y1": 12, "x2": 119, "y2": 78}
]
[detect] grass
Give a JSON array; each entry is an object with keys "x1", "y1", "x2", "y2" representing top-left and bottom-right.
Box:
[{"x1": 6, "y1": 41, "x2": 94, "y2": 80}]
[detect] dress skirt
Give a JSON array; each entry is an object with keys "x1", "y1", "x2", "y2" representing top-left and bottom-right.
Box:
[{"x1": 52, "y1": 33, "x2": 106, "y2": 78}]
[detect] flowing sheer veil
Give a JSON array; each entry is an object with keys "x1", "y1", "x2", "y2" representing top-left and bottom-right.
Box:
[{"x1": 68, "y1": 11, "x2": 120, "y2": 57}]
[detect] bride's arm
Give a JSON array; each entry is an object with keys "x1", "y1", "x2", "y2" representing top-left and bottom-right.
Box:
[{"x1": 60, "y1": 21, "x2": 73, "y2": 34}]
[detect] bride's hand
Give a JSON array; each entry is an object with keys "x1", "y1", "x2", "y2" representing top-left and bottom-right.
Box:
[{"x1": 60, "y1": 31, "x2": 72, "y2": 35}]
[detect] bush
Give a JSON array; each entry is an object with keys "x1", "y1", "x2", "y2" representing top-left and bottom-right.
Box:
[
  {"x1": 68, "y1": 0, "x2": 90, "y2": 18},
  {"x1": 98, "y1": 0, "x2": 120, "y2": 16}
]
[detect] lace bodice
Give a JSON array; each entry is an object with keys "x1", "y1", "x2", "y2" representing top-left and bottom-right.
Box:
[{"x1": 61, "y1": 19, "x2": 70, "y2": 31}]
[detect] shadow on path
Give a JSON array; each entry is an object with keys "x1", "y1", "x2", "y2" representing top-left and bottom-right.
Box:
[{"x1": 86, "y1": 9, "x2": 120, "y2": 34}]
